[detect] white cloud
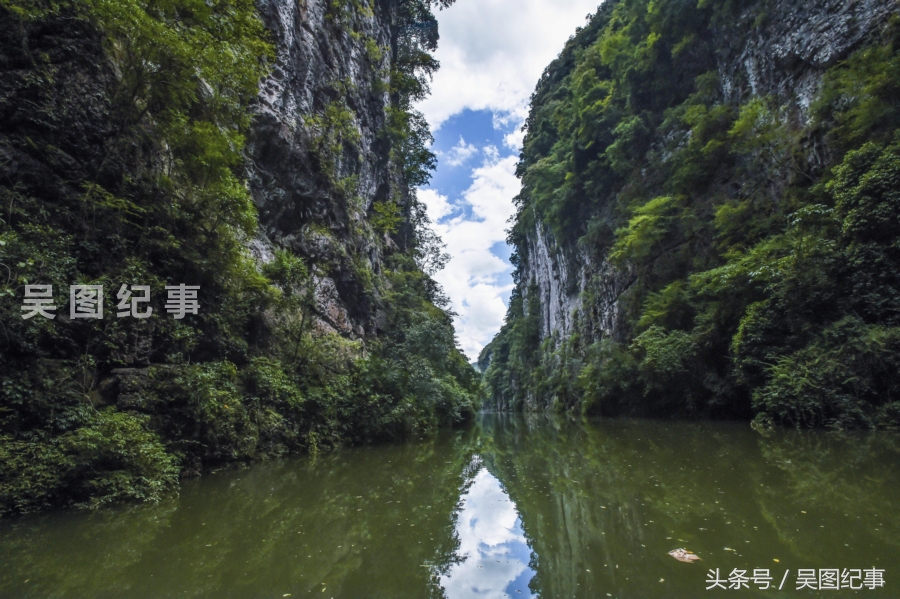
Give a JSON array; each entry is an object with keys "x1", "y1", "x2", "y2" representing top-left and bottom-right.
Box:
[
  {"x1": 441, "y1": 136, "x2": 479, "y2": 167},
  {"x1": 423, "y1": 151, "x2": 519, "y2": 359},
  {"x1": 504, "y1": 126, "x2": 526, "y2": 152},
  {"x1": 482, "y1": 144, "x2": 500, "y2": 163},
  {"x1": 414, "y1": 0, "x2": 602, "y2": 360},
  {"x1": 419, "y1": 0, "x2": 602, "y2": 130},
  {"x1": 418, "y1": 188, "x2": 454, "y2": 222}
]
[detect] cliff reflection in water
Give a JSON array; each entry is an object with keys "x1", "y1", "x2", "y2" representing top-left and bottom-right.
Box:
[
  {"x1": 0, "y1": 415, "x2": 898, "y2": 598},
  {"x1": 481, "y1": 414, "x2": 899, "y2": 598}
]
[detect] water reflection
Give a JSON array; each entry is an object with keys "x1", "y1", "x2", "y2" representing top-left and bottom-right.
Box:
[
  {"x1": 440, "y1": 459, "x2": 535, "y2": 598},
  {"x1": 0, "y1": 416, "x2": 898, "y2": 598},
  {"x1": 483, "y1": 415, "x2": 900, "y2": 598},
  {"x1": 0, "y1": 432, "x2": 480, "y2": 599}
]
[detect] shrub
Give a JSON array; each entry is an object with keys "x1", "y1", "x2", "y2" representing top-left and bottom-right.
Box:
[{"x1": 0, "y1": 410, "x2": 178, "y2": 515}]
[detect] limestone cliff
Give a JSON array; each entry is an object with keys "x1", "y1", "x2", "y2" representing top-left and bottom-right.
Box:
[
  {"x1": 521, "y1": 0, "x2": 896, "y2": 347},
  {"x1": 0, "y1": 0, "x2": 477, "y2": 517},
  {"x1": 482, "y1": 0, "x2": 900, "y2": 427},
  {"x1": 249, "y1": 0, "x2": 396, "y2": 337}
]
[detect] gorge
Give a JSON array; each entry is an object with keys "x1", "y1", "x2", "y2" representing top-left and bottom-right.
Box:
[
  {"x1": 2, "y1": 1, "x2": 900, "y2": 597},
  {"x1": 2, "y1": 0, "x2": 900, "y2": 521}
]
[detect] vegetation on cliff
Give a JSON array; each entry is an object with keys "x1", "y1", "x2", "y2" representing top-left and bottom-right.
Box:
[
  {"x1": 482, "y1": 0, "x2": 900, "y2": 430},
  {"x1": 0, "y1": 0, "x2": 477, "y2": 517}
]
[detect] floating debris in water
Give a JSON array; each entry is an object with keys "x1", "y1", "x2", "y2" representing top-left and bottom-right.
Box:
[{"x1": 668, "y1": 548, "x2": 701, "y2": 563}]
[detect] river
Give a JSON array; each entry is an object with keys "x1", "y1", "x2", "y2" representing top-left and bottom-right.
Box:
[{"x1": 1, "y1": 414, "x2": 897, "y2": 598}]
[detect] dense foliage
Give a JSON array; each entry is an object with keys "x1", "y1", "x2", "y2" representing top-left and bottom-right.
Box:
[
  {"x1": 0, "y1": 0, "x2": 477, "y2": 516},
  {"x1": 482, "y1": 0, "x2": 900, "y2": 430}
]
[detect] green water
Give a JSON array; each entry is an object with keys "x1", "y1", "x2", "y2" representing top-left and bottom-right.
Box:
[{"x1": 1, "y1": 415, "x2": 898, "y2": 598}]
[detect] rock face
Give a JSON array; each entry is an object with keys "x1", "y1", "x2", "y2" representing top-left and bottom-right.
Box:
[
  {"x1": 523, "y1": 0, "x2": 895, "y2": 349},
  {"x1": 486, "y1": 0, "x2": 898, "y2": 413},
  {"x1": 523, "y1": 223, "x2": 632, "y2": 348},
  {"x1": 525, "y1": 224, "x2": 582, "y2": 343},
  {"x1": 247, "y1": 0, "x2": 398, "y2": 337},
  {"x1": 0, "y1": 0, "x2": 486, "y2": 517},
  {"x1": 717, "y1": 0, "x2": 896, "y2": 114}
]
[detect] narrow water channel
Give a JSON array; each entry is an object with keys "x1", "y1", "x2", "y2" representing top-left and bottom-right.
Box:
[{"x1": 1, "y1": 414, "x2": 897, "y2": 598}]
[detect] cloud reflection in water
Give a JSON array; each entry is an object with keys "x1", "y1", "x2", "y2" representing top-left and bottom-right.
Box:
[{"x1": 440, "y1": 464, "x2": 536, "y2": 598}]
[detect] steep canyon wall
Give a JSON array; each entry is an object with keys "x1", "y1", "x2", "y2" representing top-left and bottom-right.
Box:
[
  {"x1": 0, "y1": 0, "x2": 477, "y2": 516},
  {"x1": 482, "y1": 0, "x2": 900, "y2": 427}
]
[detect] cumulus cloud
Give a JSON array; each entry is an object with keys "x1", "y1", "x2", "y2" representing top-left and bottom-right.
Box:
[
  {"x1": 441, "y1": 136, "x2": 479, "y2": 167},
  {"x1": 414, "y1": 0, "x2": 602, "y2": 360},
  {"x1": 423, "y1": 151, "x2": 519, "y2": 359},
  {"x1": 504, "y1": 126, "x2": 526, "y2": 152},
  {"x1": 418, "y1": 188, "x2": 455, "y2": 222},
  {"x1": 419, "y1": 0, "x2": 603, "y2": 130}
]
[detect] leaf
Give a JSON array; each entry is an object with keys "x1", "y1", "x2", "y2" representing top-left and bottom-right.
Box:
[{"x1": 668, "y1": 548, "x2": 702, "y2": 563}]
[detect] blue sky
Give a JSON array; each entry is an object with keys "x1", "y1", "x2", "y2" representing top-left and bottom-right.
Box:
[{"x1": 415, "y1": 0, "x2": 603, "y2": 360}]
